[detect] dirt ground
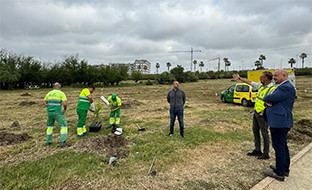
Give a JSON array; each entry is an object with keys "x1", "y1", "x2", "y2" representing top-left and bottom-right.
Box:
[
  {"x1": 74, "y1": 135, "x2": 133, "y2": 159},
  {"x1": 1, "y1": 77, "x2": 312, "y2": 189},
  {"x1": 0, "y1": 132, "x2": 32, "y2": 146}
]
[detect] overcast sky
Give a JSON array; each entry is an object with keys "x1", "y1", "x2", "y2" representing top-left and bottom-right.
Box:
[{"x1": 1, "y1": 0, "x2": 311, "y2": 73}]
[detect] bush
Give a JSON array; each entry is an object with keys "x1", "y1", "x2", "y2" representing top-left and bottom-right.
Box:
[
  {"x1": 156, "y1": 72, "x2": 176, "y2": 84},
  {"x1": 185, "y1": 71, "x2": 199, "y2": 82},
  {"x1": 145, "y1": 80, "x2": 153, "y2": 85}
]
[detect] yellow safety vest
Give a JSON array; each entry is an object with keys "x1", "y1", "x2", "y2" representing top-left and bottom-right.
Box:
[{"x1": 255, "y1": 83, "x2": 276, "y2": 113}]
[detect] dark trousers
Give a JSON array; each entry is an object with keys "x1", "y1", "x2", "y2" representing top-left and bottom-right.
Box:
[
  {"x1": 270, "y1": 128, "x2": 290, "y2": 176},
  {"x1": 169, "y1": 109, "x2": 184, "y2": 136},
  {"x1": 253, "y1": 111, "x2": 270, "y2": 156}
]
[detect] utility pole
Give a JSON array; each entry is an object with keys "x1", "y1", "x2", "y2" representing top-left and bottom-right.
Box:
[{"x1": 169, "y1": 48, "x2": 201, "y2": 71}]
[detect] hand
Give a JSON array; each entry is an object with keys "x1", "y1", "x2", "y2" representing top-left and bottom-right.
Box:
[
  {"x1": 89, "y1": 108, "x2": 92, "y2": 111},
  {"x1": 233, "y1": 74, "x2": 240, "y2": 80},
  {"x1": 62, "y1": 110, "x2": 66, "y2": 114},
  {"x1": 265, "y1": 102, "x2": 272, "y2": 107}
]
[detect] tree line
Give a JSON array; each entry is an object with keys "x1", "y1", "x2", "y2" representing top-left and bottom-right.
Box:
[{"x1": 1, "y1": 49, "x2": 311, "y2": 89}]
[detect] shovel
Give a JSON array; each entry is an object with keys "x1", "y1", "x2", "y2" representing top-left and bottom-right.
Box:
[{"x1": 135, "y1": 124, "x2": 146, "y2": 131}]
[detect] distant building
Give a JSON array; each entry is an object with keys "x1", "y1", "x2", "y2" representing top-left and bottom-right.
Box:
[
  {"x1": 107, "y1": 60, "x2": 151, "y2": 75},
  {"x1": 133, "y1": 60, "x2": 151, "y2": 74}
]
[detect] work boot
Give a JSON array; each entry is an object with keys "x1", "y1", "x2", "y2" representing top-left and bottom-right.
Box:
[
  {"x1": 257, "y1": 154, "x2": 270, "y2": 160},
  {"x1": 58, "y1": 142, "x2": 71, "y2": 148},
  {"x1": 270, "y1": 165, "x2": 289, "y2": 177},
  {"x1": 167, "y1": 133, "x2": 173, "y2": 137},
  {"x1": 247, "y1": 150, "x2": 262, "y2": 156},
  {"x1": 263, "y1": 170, "x2": 285, "y2": 181},
  {"x1": 45, "y1": 142, "x2": 52, "y2": 146}
]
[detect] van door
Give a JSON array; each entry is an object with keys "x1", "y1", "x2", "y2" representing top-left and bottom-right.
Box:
[{"x1": 234, "y1": 84, "x2": 250, "y2": 104}]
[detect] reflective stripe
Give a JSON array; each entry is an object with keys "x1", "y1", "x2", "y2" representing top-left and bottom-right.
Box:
[
  {"x1": 60, "y1": 132, "x2": 68, "y2": 135},
  {"x1": 47, "y1": 133, "x2": 53, "y2": 135},
  {"x1": 61, "y1": 126, "x2": 67, "y2": 128},
  {"x1": 48, "y1": 99, "x2": 61, "y2": 102},
  {"x1": 79, "y1": 96, "x2": 89, "y2": 99},
  {"x1": 47, "y1": 103, "x2": 61, "y2": 106},
  {"x1": 79, "y1": 99, "x2": 90, "y2": 103},
  {"x1": 47, "y1": 126, "x2": 54, "y2": 128}
]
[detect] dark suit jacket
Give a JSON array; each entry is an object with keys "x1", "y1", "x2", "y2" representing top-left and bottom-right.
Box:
[{"x1": 263, "y1": 80, "x2": 296, "y2": 128}]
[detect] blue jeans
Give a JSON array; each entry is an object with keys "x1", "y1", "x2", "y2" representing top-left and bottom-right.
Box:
[
  {"x1": 270, "y1": 128, "x2": 290, "y2": 176},
  {"x1": 169, "y1": 109, "x2": 184, "y2": 136}
]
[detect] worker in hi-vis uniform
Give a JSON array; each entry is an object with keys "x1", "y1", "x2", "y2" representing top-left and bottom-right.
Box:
[
  {"x1": 107, "y1": 94, "x2": 121, "y2": 128},
  {"x1": 43, "y1": 82, "x2": 70, "y2": 147},
  {"x1": 76, "y1": 85, "x2": 95, "y2": 137}
]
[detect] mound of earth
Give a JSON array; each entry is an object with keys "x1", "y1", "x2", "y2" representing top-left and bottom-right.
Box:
[
  {"x1": 74, "y1": 135, "x2": 133, "y2": 158},
  {"x1": 10, "y1": 121, "x2": 20, "y2": 128},
  {"x1": 288, "y1": 119, "x2": 312, "y2": 143},
  {"x1": 0, "y1": 132, "x2": 32, "y2": 146},
  {"x1": 121, "y1": 100, "x2": 143, "y2": 109},
  {"x1": 19, "y1": 101, "x2": 37, "y2": 106},
  {"x1": 21, "y1": 93, "x2": 31, "y2": 96}
]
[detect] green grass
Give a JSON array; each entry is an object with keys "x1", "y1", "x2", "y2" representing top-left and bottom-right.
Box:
[{"x1": 0, "y1": 151, "x2": 101, "y2": 189}]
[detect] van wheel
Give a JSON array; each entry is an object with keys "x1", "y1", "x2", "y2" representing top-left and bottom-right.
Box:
[
  {"x1": 221, "y1": 96, "x2": 227, "y2": 103},
  {"x1": 242, "y1": 99, "x2": 249, "y2": 107}
]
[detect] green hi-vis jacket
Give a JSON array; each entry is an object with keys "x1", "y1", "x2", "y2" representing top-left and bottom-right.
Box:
[
  {"x1": 77, "y1": 88, "x2": 91, "y2": 110},
  {"x1": 44, "y1": 88, "x2": 67, "y2": 112},
  {"x1": 107, "y1": 96, "x2": 121, "y2": 109}
]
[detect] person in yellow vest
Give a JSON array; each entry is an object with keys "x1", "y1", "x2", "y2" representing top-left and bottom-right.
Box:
[
  {"x1": 43, "y1": 82, "x2": 70, "y2": 147},
  {"x1": 107, "y1": 94, "x2": 121, "y2": 128},
  {"x1": 76, "y1": 85, "x2": 95, "y2": 137},
  {"x1": 233, "y1": 72, "x2": 276, "y2": 159}
]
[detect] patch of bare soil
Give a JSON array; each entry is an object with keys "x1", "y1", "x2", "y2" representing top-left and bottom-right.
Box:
[
  {"x1": 21, "y1": 92, "x2": 31, "y2": 96},
  {"x1": 19, "y1": 101, "x2": 37, "y2": 106},
  {"x1": 121, "y1": 100, "x2": 143, "y2": 109},
  {"x1": 74, "y1": 135, "x2": 133, "y2": 158},
  {"x1": 288, "y1": 119, "x2": 312, "y2": 143},
  {"x1": 10, "y1": 121, "x2": 20, "y2": 128},
  {"x1": 0, "y1": 132, "x2": 32, "y2": 146}
]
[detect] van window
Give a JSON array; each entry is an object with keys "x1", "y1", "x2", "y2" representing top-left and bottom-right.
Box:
[
  {"x1": 252, "y1": 86, "x2": 258, "y2": 92},
  {"x1": 228, "y1": 85, "x2": 235, "y2": 92},
  {"x1": 236, "y1": 85, "x2": 249, "y2": 92}
]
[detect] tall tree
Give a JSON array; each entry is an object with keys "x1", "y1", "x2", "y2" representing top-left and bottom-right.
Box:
[
  {"x1": 143, "y1": 65, "x2": 148, "y2": 73},
  {"x1": 193, "y1": 60, "x2": 197, "y2": 71},
  {"x1": 166, "y1": 62, "x2": 171, "y2": 71},
  {"x1": 156, "y1": 62, "x2": 160, "y2": 74},
  {"x1": 223, "y1": 58, "x2": 229, "y2": 71},
  {"x1": 299, "y1": 53, "x2": 307, "y2": 68},
  {"x1": 288, "y1": 58, "x2": 296, "y2": 68},
  {"x1": 255, "y1": 60, "x2": 263, "y2": 70},
  {"x1": 259, "y1": 54, "x2": 266, "y2": 66},
  {"x1": 199, "y1": 61, "x2": 204, "y2": 72}
]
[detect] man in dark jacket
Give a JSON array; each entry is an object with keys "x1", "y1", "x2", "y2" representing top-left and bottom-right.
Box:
[
  {"x1": 263, "y1": 69, "x2": 296, "y2": 181},
  {"x1": 167, "y1": 81, "x2": 186, "y2": 138}
]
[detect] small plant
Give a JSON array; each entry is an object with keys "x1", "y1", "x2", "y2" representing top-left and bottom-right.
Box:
[{"x1": 93, "y1": 103, "x2": 102, "y2": 118}]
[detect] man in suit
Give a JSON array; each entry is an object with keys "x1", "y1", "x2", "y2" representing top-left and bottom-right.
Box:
[{"x1": 263, "y1": 69, "x2": 296, "y2": 181}]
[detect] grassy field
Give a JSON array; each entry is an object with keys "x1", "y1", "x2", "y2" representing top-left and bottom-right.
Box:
[{"x1": 0, "y1": 76, "x2": 312, "y2": 190}]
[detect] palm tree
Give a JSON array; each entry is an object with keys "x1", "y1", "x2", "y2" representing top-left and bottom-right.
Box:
[
  {"x1": 143, "y1": 65, "x2": 148, "y2": 74},
  {"x1": 156, "y1": 63, "x2": 160, "y2": 74},
  {"x1": 223, "y1": 58, "x2": 229, "y2": 71},
  {"x1": 199, "y1": 61, "x2": 204, "y2": 72},
  {"x1": 166, "y1": 62, "x2": 171, "y2": 71},
  {"x1": 299, "y1": 53, "x2": 307, "y2": 68},
  {"x1": 255, "y1": 60, "x2": 262, "y2": 69},
  {"x1": 259, "y1": 54, "x2": 266, "y2": 67},
  {"x1": 288, "y1": 58, "x2": 296, "y2": 68},
  {"x1": 137, "y1": 65, "x2": 142, "y2": 73},
  {"x1": 225, "y1": 60, "x2": 231, "y2": 71},
  {"x1": 193, "y1": 60, "x2": 197, "y2": 71}
]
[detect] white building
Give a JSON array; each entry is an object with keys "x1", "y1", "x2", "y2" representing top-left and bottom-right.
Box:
[{"x1": 108, "y1": 60, "x2": 151, "y2": 75}]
